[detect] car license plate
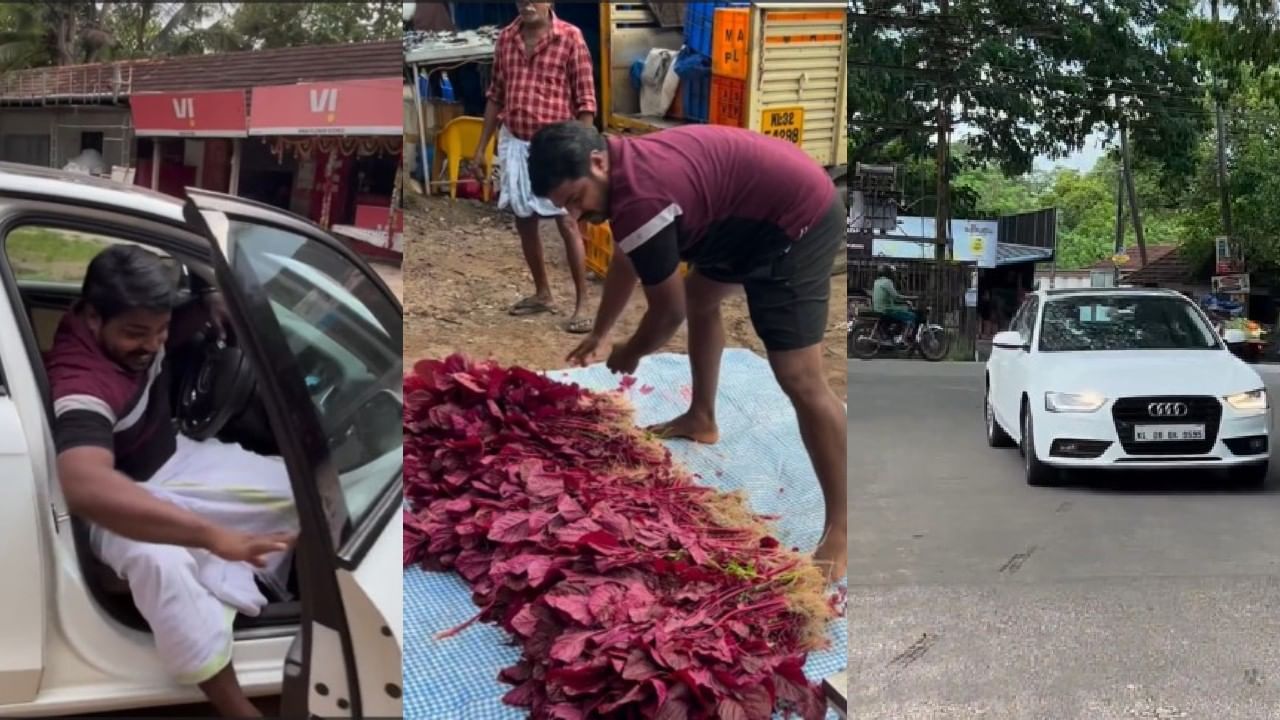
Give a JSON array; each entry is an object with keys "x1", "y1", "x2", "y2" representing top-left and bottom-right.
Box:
[{"x1": 1134, "y1": 424, "x2": 1206, "y2": 442}]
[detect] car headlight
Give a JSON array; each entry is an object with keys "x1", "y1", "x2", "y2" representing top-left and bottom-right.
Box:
[
  {"x1": 1225, "y1": 389, "x2": 1268, "y2": 412},
  {"x1": 1044, "y1": 391, "x2": 1107, "y2": 413}
]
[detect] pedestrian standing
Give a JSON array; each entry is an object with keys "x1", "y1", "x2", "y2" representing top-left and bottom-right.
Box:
[{"x1": 473, "y1": 1, "x2": 597, "y2": 333}]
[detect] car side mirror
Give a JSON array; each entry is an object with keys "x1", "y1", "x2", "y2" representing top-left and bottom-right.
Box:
[
  {"x1": 993, "y1": 330, "x2": 1029, "y2": 351},
  {"x1": 1223, "y1": 328, "x2": 1247, "y2": 345}
]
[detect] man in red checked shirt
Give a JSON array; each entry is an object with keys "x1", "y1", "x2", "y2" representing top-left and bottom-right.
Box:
[{"x1": 473, "y1": 1, "x2": 597, "y2": 334}]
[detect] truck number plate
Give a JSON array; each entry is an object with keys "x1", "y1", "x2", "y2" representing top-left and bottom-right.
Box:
[{"x1": 762, "y1": 107, "x2": 804, "y2": 146}]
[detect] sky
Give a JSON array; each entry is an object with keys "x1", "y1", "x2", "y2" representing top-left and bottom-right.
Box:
[
  {"x1": 954, "y1": 122, "x2": 1108, "y2": 174},
  {"x1": 1035, "y1": 132, "x2": 1107, "y2": 173}
]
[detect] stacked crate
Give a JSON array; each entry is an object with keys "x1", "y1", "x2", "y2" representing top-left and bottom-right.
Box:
[
  {"x1": 709, "y1": 6, "x2": 750, "y2": 128},
  {"x1": 679, "y1": 2, "x2": 747, "y2": 124}
]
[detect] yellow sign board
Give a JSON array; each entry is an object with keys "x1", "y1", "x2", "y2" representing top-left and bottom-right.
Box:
[
  {"x1": 1112, "y1": 253, "x2": 1130, "y2": 265},
  {"x1": 761, "y1": 107, "x2": 804, "y2": 146}
]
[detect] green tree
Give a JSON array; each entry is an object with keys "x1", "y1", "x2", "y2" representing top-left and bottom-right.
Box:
[
  {"x1": 0, "y1": 2, "x2": 109, "y2": 69},
  {"x1": 225, "y1": 2, "x2": 400, "y2": 51},
  {"x1": 850, "y1": 0, "x2": 1208, "y2": 178},
  {"x1": 102, "y1": 2, "x2": 224, "y2": 60}
]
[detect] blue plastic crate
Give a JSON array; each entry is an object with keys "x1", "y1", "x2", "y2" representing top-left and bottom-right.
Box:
[
  {"x1": 684, "y1": 2, "x2": 747, "y2": 57},
  {"x1": 674, "y1": 48, "x2": 712, "y2": 123},
  {"x1": 681, "y1": 71, "x2": 711, "y2": 123}
]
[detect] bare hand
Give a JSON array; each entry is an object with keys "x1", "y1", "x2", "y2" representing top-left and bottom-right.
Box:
[
  {"x1": 566, "y1": 333, "x2": 605, "y2": 367},
  {"x1": 206, "y1": 528, "x2": 296, "y2": 568},
  {"x1": 468, "y1": 151, "x2": 488, "y2": 180},
  {"x1": 606, "y1": 343, "x2": 641, "y2": 375}
]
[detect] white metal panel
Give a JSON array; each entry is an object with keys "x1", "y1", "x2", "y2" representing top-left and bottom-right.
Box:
[
  {"x1": 338, "y1": 512, "x2": 402, "y2": 718},
  {"x1": 747, "y1": 7, "x2": 846, "y2": 167},
  {"x1": 0, "y1": 270, "x2": 47, "y2": 705},
  {"x1": 0, "y1": 399, "x2": 44, "y2": 704}
]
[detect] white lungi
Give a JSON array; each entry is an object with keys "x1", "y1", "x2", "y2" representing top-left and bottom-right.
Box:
[
  {"x1": 497, "y1": 126, "x2": 568, "y2": 219},
  {"x1": 90, "y1": 434, "x2": 298, "y2": 685}
]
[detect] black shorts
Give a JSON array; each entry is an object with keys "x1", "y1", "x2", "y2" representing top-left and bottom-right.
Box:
[{"x1": 696, "y1": 196, "x2": 844, "y2": 352}]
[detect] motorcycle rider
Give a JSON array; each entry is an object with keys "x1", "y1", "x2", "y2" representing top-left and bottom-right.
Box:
[{"x1": 872, "y1": 264, "x2": 916, "y2": 344}]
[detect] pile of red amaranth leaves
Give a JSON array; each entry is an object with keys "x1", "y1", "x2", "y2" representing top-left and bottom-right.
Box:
[{"x1": 404, "y1": 354, "x2": 839, "y2": 720}]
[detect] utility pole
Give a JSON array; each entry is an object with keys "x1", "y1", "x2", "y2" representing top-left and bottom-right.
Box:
[
  {"x1": 1212, "y1": 0, "x2": 1234, "y2": 237},
  {"x1": 1119, "y1": 114, "x2": 1148, "y2": 268},
  {"x1": 1114, "y1": 163, "x2": 1125, "y2": 286},
  {"x1": 934, "y1": 0, "x2": 950, "y2": 261}
]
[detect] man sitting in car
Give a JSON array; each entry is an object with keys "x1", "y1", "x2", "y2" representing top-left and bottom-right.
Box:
[{"x1": 47, "y1": 244, "x2": 297, "y2": 718}]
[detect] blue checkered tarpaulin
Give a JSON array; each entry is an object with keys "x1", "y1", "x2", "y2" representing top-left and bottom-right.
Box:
[{"x1": 404, "y1": 349, "x2": 848, "y2": 719}]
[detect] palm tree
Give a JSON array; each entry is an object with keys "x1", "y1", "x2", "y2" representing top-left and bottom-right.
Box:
[
  {"x1": 0, "y1": 2, "x2": 109, "y2": 70},
  {"x1": 0, "y1": 2, "x2": 226, "y2": 71}
]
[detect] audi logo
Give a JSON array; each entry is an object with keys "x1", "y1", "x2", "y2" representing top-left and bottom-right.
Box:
[{"x1": 1147, "y1": 402, "x2": 1190, "y2": 418}]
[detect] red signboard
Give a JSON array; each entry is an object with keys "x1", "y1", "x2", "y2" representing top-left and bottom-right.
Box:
[
  {"x1": 248, "y1": 78, "x2": 402, "y2": 136},
  {"x1": 130, "y1": 91, "x2": 248, "y2": 137}
]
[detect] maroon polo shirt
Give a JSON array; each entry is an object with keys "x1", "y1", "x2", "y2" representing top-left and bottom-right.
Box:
[
  {"x1": 47, "y1": 306, "x2": 179, "y2": 482},
  {"x1": 606, "y1": 125, "x2": 837, "y2": 285}
]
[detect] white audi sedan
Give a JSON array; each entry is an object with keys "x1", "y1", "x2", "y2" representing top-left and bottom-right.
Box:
[{"x1": 985, "y1": 287, "x2": 1271, "y2": 487}]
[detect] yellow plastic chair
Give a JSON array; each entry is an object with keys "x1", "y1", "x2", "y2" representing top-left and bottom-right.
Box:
[{"x1": 435, "y1": 116, "x2": 496, "y2": 200}]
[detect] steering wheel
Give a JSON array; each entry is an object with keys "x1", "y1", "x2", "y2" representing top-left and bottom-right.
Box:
[{"x1": 177, "y1": 327, "x2": 258, "y2": 440}]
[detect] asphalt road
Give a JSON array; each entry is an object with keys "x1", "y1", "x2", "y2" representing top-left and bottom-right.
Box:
[{"x1": 849, "y1": 360, "x2": 1280, "y2": 720}]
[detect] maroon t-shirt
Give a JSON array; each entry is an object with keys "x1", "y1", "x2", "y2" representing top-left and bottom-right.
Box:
[
  {"x1": 606, "y1": 125, "x2": 836, "y2": 285},
  {"x1": 47, "y1": 307, "x2": 179, "y2": 481}
]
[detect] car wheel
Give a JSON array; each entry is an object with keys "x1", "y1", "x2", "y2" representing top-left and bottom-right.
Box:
[
  {"x1": 985, "y1": 387, "x2": 1015, "y2": 448},
  {"x1": 1022, "y1": 408, "x2": 1057, "y2": 487},
  {"x1": 1231, "y1": 461, "x2": 1269, "y2": 489}
]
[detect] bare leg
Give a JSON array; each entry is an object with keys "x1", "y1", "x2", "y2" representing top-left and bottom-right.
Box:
[
  {"x1": 511, "y1": 215, "x2": 552, "y2": 312},
  {"x1": 199, "y1": 662, "x2": 262, "y2": 718},
  {"x1": 767, "y1": 343, "x2": 847, "y2": 582},
  {"x1": 648, "y1": 272, "x2": 737, "y2": 444},
  {"x1": 553, "y1": 214, "x2": 590, "y2": 330}
]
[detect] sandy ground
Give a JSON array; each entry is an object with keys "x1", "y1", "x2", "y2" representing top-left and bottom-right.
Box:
[{"x1": 401, "y1": 193, "x2": 847, "y2": 400}]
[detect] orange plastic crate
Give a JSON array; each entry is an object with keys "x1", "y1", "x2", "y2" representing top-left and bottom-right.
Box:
[
  {"x1": 582, "y1": 221, "x2": 613, "y2": 278},
  {"x1": 712, "y1": 7, "x2": 750, "y2": 80},
  {"x1": 580, "y1": 221, "x2": 688, "y2": 279},
  {"x1": 710, "y1": 75, "x2": 745, "y2": 127}
]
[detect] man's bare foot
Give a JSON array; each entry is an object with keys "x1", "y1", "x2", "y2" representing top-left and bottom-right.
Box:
[
  {"x1": 647, "y1": 411, "x2": 720, "y2": 444},
  {"x1": 813, "y1": 530, "x2": 847, "y2": 583}
]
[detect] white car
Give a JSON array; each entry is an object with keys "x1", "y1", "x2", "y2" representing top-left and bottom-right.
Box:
[
  {"x1": 985, "y1": 287, "x2": 1271, "y2": 487},
  {"x1": 0, "y1": 164, "x2": 401, "y2": 717}
]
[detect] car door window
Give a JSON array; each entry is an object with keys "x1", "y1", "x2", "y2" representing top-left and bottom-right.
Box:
[
  {"x1": 4, "y1": 226, "x2": 178, "y2": 351},
  {"x1": 1019, "y1": 298, "x2": 1040, "y2": 344},
  {"x1": 222, "y1": 219, "x2": 402, "y2": 532},
  {"x1": 7, "y1": 226, "x2": 116, "y2": 284}
]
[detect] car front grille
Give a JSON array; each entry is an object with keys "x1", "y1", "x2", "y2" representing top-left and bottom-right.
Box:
[{"x1": 1112, "y1": 396, "x2": 1222, "y2": 455}]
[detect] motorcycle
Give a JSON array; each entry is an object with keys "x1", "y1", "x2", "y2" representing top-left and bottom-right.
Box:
[
  {"x1": 849, "y1": 300, "x2": 951, "y2": 361},
  {"x1": 1201, "y1": 293, "x2": 1269, "y2": 363}
]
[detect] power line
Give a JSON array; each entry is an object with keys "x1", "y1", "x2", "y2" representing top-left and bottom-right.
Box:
[
  {"x1": 849, "y1": 64, "x2": 1280, "y2": 127},
  {"x1": 849, "y1": 60, "x2": 1210, "y2": 108},
  {"x1": 849, "y1": 11, "x2": 1071, "y2": 39}
]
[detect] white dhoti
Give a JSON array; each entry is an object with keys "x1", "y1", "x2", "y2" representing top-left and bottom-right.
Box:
[
  {"x1": 497, "y1": 126, "x2": 568, "y2": 219},
  {"x1": 90, "y1": 434, "x2": 298, "y2": 685}
]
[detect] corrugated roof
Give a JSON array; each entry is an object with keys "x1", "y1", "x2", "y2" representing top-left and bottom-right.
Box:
[
  {"x1": 0, "y1": 40, "x2": 401, "y2": 101},
  {"x1": 996, "y1": 242, "x2": 1054, "y2": 266}
]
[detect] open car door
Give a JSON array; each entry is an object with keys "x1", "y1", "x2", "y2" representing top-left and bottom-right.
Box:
[{"x1": 180, "y1": 189, "x2": 403, "y2": 718}]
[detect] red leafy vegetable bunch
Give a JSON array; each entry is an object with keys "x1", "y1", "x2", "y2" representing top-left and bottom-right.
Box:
[{"x1": 405, "y1": 355, "x2": 836, "y2": 720}]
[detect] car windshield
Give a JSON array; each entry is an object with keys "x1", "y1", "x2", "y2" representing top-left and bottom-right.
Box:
[{"x1": 1039, "y1": 295, "x2": 1220, "y2": 352}]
